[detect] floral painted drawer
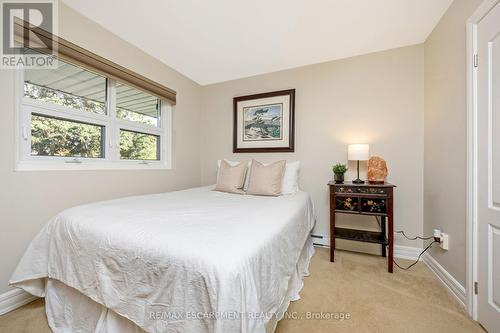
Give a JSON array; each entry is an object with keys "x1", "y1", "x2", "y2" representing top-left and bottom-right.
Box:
[
  {"x1": 361, "y1": 198, "x2": 387, "y2": 214},
  {"x1": 335, "y1": 186, "x2": 357, "y2": 194},
  {"x1": 335, "y1": 196, "x2": 359, "y2": 211},
  {"x1": 358, "y1": 187, "x2": 387, "y2": 195},
  {"x1": 335, "y1": 186, "x2": 387, "y2": 195}
]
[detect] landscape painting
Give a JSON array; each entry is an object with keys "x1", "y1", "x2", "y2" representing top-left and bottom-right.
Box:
[
  {"x1": 233, "y1": 89, "x2": 295, "y2": 153},
  {"x1": 243, "y1": 103, "x2": 283, "y2": 141}
]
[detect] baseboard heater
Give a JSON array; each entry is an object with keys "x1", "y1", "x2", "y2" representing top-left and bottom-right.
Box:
[{"x1": 311, "y1": 234, "x2": 330, "y2": 247}]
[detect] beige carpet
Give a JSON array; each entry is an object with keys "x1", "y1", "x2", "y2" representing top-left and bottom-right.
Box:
[{"x1": 0, "y1": 248, "x2": 483, "y2": 333}]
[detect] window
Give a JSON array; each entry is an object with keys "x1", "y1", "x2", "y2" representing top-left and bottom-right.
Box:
[
  {"x1": 31, "y1": 114, "x2": 104, "y2": 158},
  {"x1": 116, "y1": 82, "x2": 160, "y2": 127},
  {"x1": 120, "y1": 130, "x2": 159, "y2": 160},
  {"x1": 17, "y1": 58, "x2": 172, "y2": 170},
  {"x1": 24, "y1": 62, "x2": 107, "y2": 115}
]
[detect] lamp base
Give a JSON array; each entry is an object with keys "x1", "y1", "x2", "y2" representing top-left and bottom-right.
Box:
[{"x1": 352, "y1": 178, "x2": 365, "y2": 184}]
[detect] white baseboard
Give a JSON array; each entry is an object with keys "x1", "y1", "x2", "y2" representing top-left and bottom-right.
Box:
[
  {"x1": 0, "y1": 288, "x2": 37, "y2": 315},
  {"x1": 422, "y1": 253, "x2": 466, "y2": 308},
  {"x1": 311, "y1": 234, "x2": 422, "y2": 260},
  {"x1": 394, "y1": 245, "x2": 422, "y2": 260}
]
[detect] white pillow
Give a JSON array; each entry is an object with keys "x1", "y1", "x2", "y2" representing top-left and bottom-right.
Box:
[
  {"x1": 217, "y1": 159, "x2": 252, "y2": 190},
  {"x1": 281, "y1": 161, "x2": 300, "y2": 194}
]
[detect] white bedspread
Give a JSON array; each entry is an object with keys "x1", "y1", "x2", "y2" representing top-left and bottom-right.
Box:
[{"x1": 10, "y1": 186, "x2": 315, "y2": 333}]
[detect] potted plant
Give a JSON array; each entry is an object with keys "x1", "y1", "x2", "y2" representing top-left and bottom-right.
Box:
[{"x1": 332, "y1": 163, "x2": 348, "y2": 184}]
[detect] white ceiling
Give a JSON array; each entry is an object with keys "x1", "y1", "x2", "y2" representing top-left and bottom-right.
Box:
[{"x1": 62, "y1": 0, "x2": 452, "y2": 85}]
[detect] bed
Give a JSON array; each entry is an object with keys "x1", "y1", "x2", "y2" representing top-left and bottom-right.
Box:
[{"x1": 10, "y1": 185, "x2": 316, "y2": 333}]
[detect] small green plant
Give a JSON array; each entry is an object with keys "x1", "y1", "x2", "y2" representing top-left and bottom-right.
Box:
[{"x1": 332, "y1": 163, "x2": 348, "y2": 174}]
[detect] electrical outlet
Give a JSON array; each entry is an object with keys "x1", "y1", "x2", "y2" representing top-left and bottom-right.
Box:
[
  {"x1": 439, "y1": 233, "x2": 449, "y2": 250},
  {"x1": 433, "y1": 229, "x2": 441, "y2": 242}
]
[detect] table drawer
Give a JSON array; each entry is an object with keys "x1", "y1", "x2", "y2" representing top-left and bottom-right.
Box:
[
  {"x1": 335, "y1": 185, "x2": 387, "y2": 195},
  {"x1": 358, "y1": 187, "x2": 387, "y2": 195},
  {"x1": 360, "y1": 198, "x2": 387, "y2": 214},
  {"x1": 335, "y1": 186, "x2": 357, "y2": 194},
  {"x1": 335, "y1": 196, "x2": 359, "y2": 212}
]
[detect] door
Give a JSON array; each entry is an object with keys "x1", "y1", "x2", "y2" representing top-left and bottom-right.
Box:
[{"x1": 477, "y1": 2, "x2": 500, "y2": 332}]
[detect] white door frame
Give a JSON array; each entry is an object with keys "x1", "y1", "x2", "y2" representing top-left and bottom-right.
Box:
[{"x1": 466, "y1": 0, "x2": 500, "y2": 321}]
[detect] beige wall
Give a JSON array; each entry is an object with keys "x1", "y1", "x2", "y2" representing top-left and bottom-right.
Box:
[
  {"x1": 0, "y1": 4, "x2": 203, "y2": 294},
  {"x1": 200, "y1": 45, "x2": 425, "y2": 253},
  {"x1": 1, "y1": 0, "x2": 478, "y2": 296},
  {"x1": 423, "y1": 0, "x2": 482, "y2": 287}
]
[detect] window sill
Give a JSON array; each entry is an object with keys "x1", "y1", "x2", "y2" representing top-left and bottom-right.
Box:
[{"x1": 15, "y1": 160, "x2": 172, "y2": 171}]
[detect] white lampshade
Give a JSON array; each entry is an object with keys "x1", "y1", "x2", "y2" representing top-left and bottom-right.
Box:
[{"x1": 348, "y1": 144, "x2": 369, "y2": 161}]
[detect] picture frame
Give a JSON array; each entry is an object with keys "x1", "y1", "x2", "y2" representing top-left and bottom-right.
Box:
[{"x1": 233, "y1": 89, "x2": 295, "y2": 153}]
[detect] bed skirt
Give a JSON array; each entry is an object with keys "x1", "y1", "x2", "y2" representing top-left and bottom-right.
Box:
[{"x1": 33, "y1": 236, "x2": 315, "y2": 333}]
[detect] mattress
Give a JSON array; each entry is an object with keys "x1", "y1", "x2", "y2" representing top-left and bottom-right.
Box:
[{"x1": 10, "y1": 186, "x2": 316, "y2": 333}]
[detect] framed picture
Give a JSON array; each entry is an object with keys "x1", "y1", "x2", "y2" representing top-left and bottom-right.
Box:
[{"x1": 233, "y1": 89, "x2": 295, "y2": 153}]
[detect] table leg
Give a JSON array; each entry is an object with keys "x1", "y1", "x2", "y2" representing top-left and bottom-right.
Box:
[
  {"x1": 330, "y1": 188, "x2": 335, "y2": 262},
  {"x1": 381, "y1": 216, "x2": 386, "y2": 257},
  {"x1": 388, "y1": 194, "x2": 394, "y2": 273}
]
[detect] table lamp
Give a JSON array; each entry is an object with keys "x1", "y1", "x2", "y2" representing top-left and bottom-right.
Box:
[{"x1": 348, "y1": 144, "x2": 369, "y2": 184}]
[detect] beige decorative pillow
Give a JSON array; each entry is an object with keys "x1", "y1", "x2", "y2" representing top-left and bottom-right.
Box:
[
  {"x1": 214, "y1": 160, "x2": 248, "y2": 194},
  {"x1": 247, "y1": 160, "x2": 286, "y2": 196}
]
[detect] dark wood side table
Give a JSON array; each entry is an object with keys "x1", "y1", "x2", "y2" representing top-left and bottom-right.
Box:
[{"x1": 328, "y1": 181, "x2": 396, "y2": 273}]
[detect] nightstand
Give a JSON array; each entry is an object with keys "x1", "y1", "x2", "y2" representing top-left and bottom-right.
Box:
[{"x1": 328, "y1": 181, "x2": 396, "y2": 273}]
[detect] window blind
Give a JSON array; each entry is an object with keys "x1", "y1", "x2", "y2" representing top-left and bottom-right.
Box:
[{"x1": 14, "y1": 18, "x2": 177, "y2": 105}]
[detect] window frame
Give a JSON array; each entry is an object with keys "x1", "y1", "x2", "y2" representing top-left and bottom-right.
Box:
[{"x1": 15, "y1": 68, "x2": 173, "y2": 171}]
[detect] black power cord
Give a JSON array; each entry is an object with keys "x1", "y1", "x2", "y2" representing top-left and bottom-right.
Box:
[
  {"x1": 376, "y1": 217, "x2": 438, "y2": 270},
  {"x1": 395, "y1": 230, "x2": 434, "y2": 241},
  {"x1": 393, "y1": 240, "x2": 438, "y2": 270}
]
